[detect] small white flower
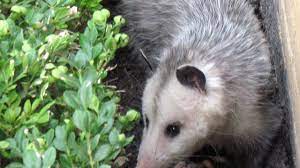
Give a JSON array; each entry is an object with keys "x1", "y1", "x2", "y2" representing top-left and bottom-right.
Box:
[
  {"x1": 58, "y1": 30, "x2": 69, "y2": 37},
  {"x1": 24, "y1": 128, "x2": 29, "y2": 135},
  {"x1": 42, "y1": 26, "x2": 47, "y2": 32},
  {"x1": 35, "y1": 151, "x2": 42, "y2": 158},
  {"x1": 69, "y1": 6, "x2": 78, "y2": 15},
  {"x1": 42, "y1": 52, "x2": 49, "y2": 60}
]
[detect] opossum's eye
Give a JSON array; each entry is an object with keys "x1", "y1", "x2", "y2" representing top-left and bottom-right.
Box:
[
  {"x1": 144, "y1": 115, "x2": 149, "y2": 129},
  {"x1": 165, "y1": 122, "x2": 181, "y2": 138}
]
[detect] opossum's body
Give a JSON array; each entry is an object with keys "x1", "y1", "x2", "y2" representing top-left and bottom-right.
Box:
[{"x1": 116, "y1": 0, "x2": 282, "y2": 167}]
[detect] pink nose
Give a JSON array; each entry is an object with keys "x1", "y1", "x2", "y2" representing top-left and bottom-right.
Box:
[
  {"x1": 136, "y1": 155, "x2": 157, "y2": 168},
  {"x1": 136, "y1": 159, "x2": 152, "y2": 168}
]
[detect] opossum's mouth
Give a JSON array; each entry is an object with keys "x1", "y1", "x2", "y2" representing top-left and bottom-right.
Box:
[
  {"x1": 184, "y1": 145, "x2": 233, "y2": 168},
  {"x1": 188, "y1": 144, "x2": 224, "y2": 161}
]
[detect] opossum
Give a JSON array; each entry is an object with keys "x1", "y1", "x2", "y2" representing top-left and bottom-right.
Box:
[{"x1": 114, "y1": 0, "x2": 282, "y2": 167}]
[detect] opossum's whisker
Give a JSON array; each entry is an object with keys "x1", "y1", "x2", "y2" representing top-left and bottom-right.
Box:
[
  {"x1": 139, "y1": 48, "x2": 153, "y2": 72},
  {"x1": 206, "y1": 130, "x2": 242, "y2": 137},
  {"x1": 172, "y1": 154, "x2": 210, "y2": 158},
  {"x1": 231, "y1": 100, "x2": 242, "y2": 124}
]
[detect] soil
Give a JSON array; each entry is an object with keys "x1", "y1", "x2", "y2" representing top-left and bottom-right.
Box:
[{"x1": 107, "y1": 48, "x2": 147, "y2": 167}]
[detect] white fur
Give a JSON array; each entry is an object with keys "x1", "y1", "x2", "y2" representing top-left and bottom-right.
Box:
[{"x1": 138, "y1": 63, "x2": 226, "y2": 168}]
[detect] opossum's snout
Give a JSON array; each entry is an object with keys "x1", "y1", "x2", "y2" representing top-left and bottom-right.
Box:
[
  {"x1": 135, "y1": 121, "x2": 172, "y2": 168},
  {"x1": 136, "y1": 121, "x2": 185, "y2": 168},
  {"x1": 136, "y1": 146, "x2": 168, "y2": 168},
  {"x1": 136, "y1": 152, "x2": 158, "y2": 168}
]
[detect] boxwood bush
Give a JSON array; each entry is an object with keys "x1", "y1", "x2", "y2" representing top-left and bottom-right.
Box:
[{"x1": 0, "y1": 0, "x2": 140, "y2": 167}]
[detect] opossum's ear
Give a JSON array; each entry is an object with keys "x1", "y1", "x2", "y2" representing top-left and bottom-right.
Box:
[{"x1": 176, "y1": 65, "x2": 206, "y2": 92}]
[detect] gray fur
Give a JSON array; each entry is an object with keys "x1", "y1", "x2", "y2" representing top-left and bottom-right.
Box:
[{"x1": 116, "y1": 0, "x2": 282, "y2": 167}]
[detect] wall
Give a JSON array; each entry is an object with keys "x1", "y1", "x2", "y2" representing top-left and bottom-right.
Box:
[{"x1": 278, "y1": 0, "x2": 300, "y2": 166}]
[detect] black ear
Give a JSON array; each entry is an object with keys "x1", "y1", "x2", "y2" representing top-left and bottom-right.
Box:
[{"x1": 176, "y1": 65, "x2": 206, "y2": 92}]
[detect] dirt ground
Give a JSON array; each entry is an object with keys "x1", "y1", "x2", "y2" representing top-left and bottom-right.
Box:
[{"x1": 108, "y1": 47, "x2": 147, "y2": 167}]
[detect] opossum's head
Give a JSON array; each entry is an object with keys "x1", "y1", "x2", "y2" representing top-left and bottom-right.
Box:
[{"x1": 136, "y1": 61, "x2": 227, "y2": 168}]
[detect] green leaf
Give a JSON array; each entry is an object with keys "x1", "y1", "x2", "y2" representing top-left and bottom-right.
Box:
[
  {"x1": 36, "y1": 110, "x2": 51, "y2": 124},
  {"x1": 83, "y1": 67, "x2": 98, "y2": 84},
  {"x1": 118, "y1": 134, "x2": 126, "y2": 144},
  {"x1": 54, "y1": 7, "x2": 70, "y2": 21},
  {"x1": 31, "y1": 99, "x2": 42, "y2": 112},
  {"x1": 92, "y1": 43, "x2": 103, "y2": 58},
  {"x1": 45, "y1": 63, "x2": 55, "y2": 70},
  {"x1": 0, "y1": 140, "x2": 9, "y2": 149},
  {"x1": 92, "y1": 9, "x2": 110, "y2": 25},
  {"x1": 63, "y1": 91, "x2": 80, "y2": 109},
  {"x1": 39, "y1": 101, "x2": 55, "y2": 115},
  {"x1": 99, "y1": 100, "x2": 117, "y2": 122},
  {"x1": 101, "y1": 118, "x2": 114, "y2": 134},
  {"x1": 105, "y1": 35, "x2": 117, "y2": 51},
  {"x1": 91, "y1": 134, "x2": 100, "y2": 150},
  {"x1": 89, "y1": 95, "x2": 100, "y2": 112},
  {"x1": 15, "y1": 127, "x2": 26, "y2": 152},
  {"x1": 23, "y1": 149, "x2": 42, "y2": 168},
  {"x1": 109, "y1": 129, "x2": 119, "y2": 145},
  {"x1": 72, "y1": 110, "x2": 89, "y2": 131},
  {"x1": 61, "y1": 74, "x2": 81, "y2": 88},
  {"x1": 67, "y1": 132, "x2": 77, "y2": 150},
  {"x1": 44, "y1": 129, "x2": 55, "y2": 146},
  {"x1": 46, "y1": 33, "x2": 75, "y2": 52},
  {"x1": 25, "y1": 101, "x2": 54, "y2": 124},
  {"x1": 113, "y1": 15, "x2": 126, "y2": 26},
  {"x1": 107, "y1": 148, "x2": 121, "y2": 161},
  {"x1": 14, "y1": 30, "x2": 24, "y2": 50},
  {"x1": 42, "y1": 147, "x2": 56, "y2": 168},
  {"x1": 86, "y1": 21, "x2": 98, "y2": 44},
  {"x1": 4, "y1": 107, "x2": 21, "y2": 123},
  {"x1": 11, "y1": 5, "x2": 27, "y2": 15},
  {"x1": 79, "y1": 80, "x2": 93, "y2": 109},
  {"x1": 59, "y1": 154, "x2": 72, "y2": 168},
  {"x1": 22, "y1": 40, "x2": 37, "y2": 65},
  {"x1": 99, "y1": 165, "x2": 111, "y2": 168},
  {"x1": 5, "y1": 162, "x2": 23, "y2": 168},
  {"x1": 25, "y1": 10, "x2": 43, "y2": 26},
  {"x1": 126, "y1": 109, "x2": 140, "y2": 122},
  {"x1": 53, "y1": 126, "x2": 67, "y2": 152},
  {"x1": 94, "y1": 144, "x2": 112, "y2": 162},
  {"x1": 79, "y1": 35, "x2": 92, "y2": 57},
  {"x1": 51, "y1": 66, "x2": 68, "y2": 79},
  {"x1": 0, "y1": 20, "x2": 9, "y2": 36},
  {"x1": 73, "y1": 50, "x2": 88, "y2": 68},
  {"x1": 24, "y1": 99, "x2": 31, "y2": 114},
  {"x1": 117, "y1": 33, "x2": 129, "y2": 47},
  {"x1": 124, "y1": 136, "x2": 134, "y2": 146},
  {"x1": 40, "y1": 83, "x2": 49, "y2": 99}
]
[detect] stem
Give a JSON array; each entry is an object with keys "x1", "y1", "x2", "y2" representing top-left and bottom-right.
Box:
[
  {"x1": 86, "y1": 133, "x2": 94, "y2": 168},
  {"x1": 0, "y1": 124, "x2": 9, "y2": 136},
  {"x1": 66, "y1": 148, "x2": 75, "y2": 168}
]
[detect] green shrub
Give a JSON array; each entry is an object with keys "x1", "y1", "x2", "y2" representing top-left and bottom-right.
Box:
[{"x1": 0, "y1": 0, "x2": 139, "y2": 167}]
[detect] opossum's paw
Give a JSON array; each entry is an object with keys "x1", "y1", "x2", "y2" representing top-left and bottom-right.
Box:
[
  {"x1": 174, "y1": 160, "x2": 214, "y2": 168},
  {"x1": 174, "y1": 162, "x2": 187, "y2": 168},
  {"x1": 198, "y1": 160, "x2": 214, "y2": 168},
  {"x1": 174, "y1": 162, "x2": 194, "y2": 168}
]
